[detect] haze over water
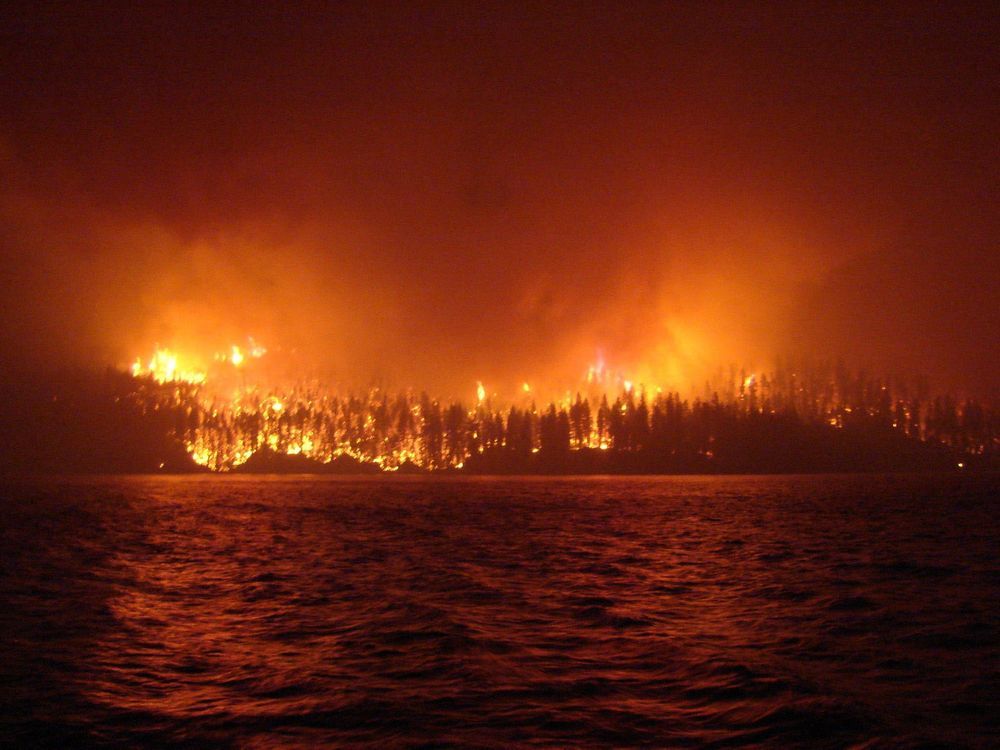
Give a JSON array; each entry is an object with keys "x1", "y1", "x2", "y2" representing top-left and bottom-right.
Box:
[{"x1": 2, "y1": 474, "x2": 997, "y2": 748}]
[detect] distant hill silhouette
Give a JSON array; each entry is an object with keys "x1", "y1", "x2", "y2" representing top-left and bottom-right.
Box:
[{"x1": 233, "y1": 449, "x2": 381, "y2": 475}]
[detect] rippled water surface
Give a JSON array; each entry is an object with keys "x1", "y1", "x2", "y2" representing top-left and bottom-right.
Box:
[{"x1": 1, "y1": 474, "x2": 998, "y2": 748}]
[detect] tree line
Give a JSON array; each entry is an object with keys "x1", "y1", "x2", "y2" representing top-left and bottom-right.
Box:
[{"x1": 0, "y1": 362, "x2": 994, "y2": 474}]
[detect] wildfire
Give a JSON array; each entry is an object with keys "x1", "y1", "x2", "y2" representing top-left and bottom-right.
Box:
[
  {"x1": 214, "y1": 339, "x2": 266, "y2": 368},
  {"x1": 122, "y1": 342, "x2": 989, "y2": 473},
  {"x1": 126, "y1": 343, "x2": 705, "y2": 471},
  {"x1": 131, "y1": 348, "x2": 206, "y2": 385}
]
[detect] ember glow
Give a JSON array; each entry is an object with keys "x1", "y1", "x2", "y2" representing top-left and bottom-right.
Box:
[
  {"x1": 1, "y1": 5, "x2": 999, "y2": 746},
  {"x1": 0, "y1": 3, "x2": 995, "y2": 471},
  {"x1": 121, "y1": 342, "x2": 996, "y2": 473}
]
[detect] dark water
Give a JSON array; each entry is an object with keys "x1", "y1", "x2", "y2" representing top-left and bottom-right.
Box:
[{"x1": 1, "y1": 475, "x2": 998, "y2": 748}]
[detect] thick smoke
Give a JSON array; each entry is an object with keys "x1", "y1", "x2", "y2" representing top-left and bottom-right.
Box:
[{"x1": 0, "y1": 4, "x2": 996, "y2": 398}]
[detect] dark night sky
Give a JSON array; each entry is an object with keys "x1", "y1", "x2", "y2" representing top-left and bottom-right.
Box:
[{"x1": 1, "y1": 2, "x2": 997, "y2": 397}]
